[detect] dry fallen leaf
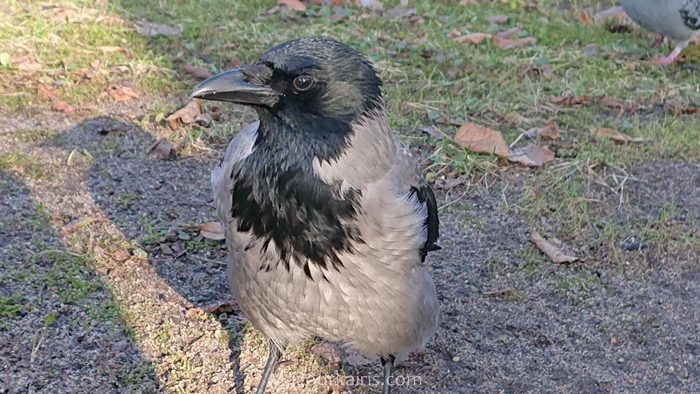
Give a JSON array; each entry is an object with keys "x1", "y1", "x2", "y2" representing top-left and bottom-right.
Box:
[
  {"x1": 200, "y1": 221, "x2": 225, "y2": 240},
  {"x1": 14, "y1": 55, "x2": 42, "y2": 71},
  {"x1": 37, "y1": 84, "x2": 75, "y2": 113},
  {"x1": 98, "y1": 46, "x2": 129, "y2": 54},
  {"x1": 577, "y1": 10, "x2": 593, "y2": 25},
  {"x1": 108, "y1": 85, "x2": 139, "y2": 102},
  {"x1": 530, "y1": 231, "x2": 579, "y2": 264},
  {"x1": 200, "y1": 302, "x2": 239, "y2": 314},
  {"x1": 453, "y1": 32, "x2": 492, "y2": 45},
  {"x1": 182, "y1": 64, "x2": 214, "y2": 80},
  {"x1": 134, "y1": 20, "x2": 182, "y2": 36},
  {"x1": 147, "y1": 139, "x2": 178, "y2": 160},
  {"x1": 278, "y1": 0, "x2": 306, "y2": 11},
  {"x1": 507, "y1": 144, "x2": 554, "y2": 167},
  {"x1": 518, "y1": 63, "x2": 553, "y2": 81},
  {"x1": 493, "y1": 36, "x2": 537, "y2": 50},
  {"x1": 51, "y1": 99, "x2": 75, "y2": 113},
  {"x1": 166, "y1": 99, "x2": 212, "y2": 129},
  {"x1": 455, "y1": 123, "x2": 510, "y2": 157},
  {"x1": 592, "y1": 128, "x2": 647, "y2": 144},
  {"x1": 551, "y1": 94, "x2": 593, "y2": 107},
  {"x1": 496, "y1": 27, "x2": 525, "y2": 40},
  {"x1": 526, "y1": 121, "x2": 560, "y2": 140},
  {"x1": 601, "y1": 96, "x2": 626, "y2": 111}
]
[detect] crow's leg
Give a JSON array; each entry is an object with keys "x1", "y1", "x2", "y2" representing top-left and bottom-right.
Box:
[
  {"x1": 380, "y1": 354, "x2": 396, "y2": 394},
  {"x1": 255, "y1": 339, "x2": 283, "y2": 394}
]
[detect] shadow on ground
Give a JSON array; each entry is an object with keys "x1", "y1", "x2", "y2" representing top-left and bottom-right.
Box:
[{"x1": 0, "y1": 169, "x2": 160, "y2": 393}]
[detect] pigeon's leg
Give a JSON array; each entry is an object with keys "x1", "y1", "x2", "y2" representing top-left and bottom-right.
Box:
[
  {"x1": 651, "y1": 35, "x2": 668, "y2": 49},
  {"x1": 255, "y1": 339, "x2": 283, "y2": 394},
  {"x1": 654, "y1": 41, "x2": 688, "y2": 65},
  {"x1": 380, "y1": 354, "x2": 396, "y2": 394}
]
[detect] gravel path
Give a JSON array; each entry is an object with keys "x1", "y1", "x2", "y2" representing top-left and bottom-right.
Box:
[{"x1": 1, "y1": 110, "x2": 698, "y2": 393}]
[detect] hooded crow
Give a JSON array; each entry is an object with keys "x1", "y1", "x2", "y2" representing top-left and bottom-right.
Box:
[{"x1": 192, "y1": 36, "x2": 440, "y2": 394}]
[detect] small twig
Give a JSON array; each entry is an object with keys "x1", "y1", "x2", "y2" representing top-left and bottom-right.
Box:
[
  {"x1": 188, "y1": 254, "x2": 226, "y2": 266},
  {"x1": 438, "y1": 182, "x2": 472, "y2": 211},
  {"x1": 617, "y1": 175, "x2": 628, "y2": 210}
]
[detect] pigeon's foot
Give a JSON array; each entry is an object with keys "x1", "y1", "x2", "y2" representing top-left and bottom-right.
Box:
[{"x1": 654, "y1": 47, "x2": 683, "y2": 66}]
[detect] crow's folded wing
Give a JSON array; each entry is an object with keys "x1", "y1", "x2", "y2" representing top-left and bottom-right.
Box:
[{"x1": 211, "y1": 121, "x2": 259, "y2": 225}]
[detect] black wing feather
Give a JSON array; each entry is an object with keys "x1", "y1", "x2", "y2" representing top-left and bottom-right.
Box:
[{"x1": 410, "y1": 184, "x2": 441, "y2": 262}]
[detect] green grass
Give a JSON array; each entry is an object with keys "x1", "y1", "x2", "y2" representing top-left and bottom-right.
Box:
[{"x1": 0, "y1": 151, "x2": 49, "y2": 179}]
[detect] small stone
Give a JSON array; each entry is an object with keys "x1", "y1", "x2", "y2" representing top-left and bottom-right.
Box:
[
  {"x1": 618, "y1": 357, "x2": 624, "y2": 363},
  {"x1": 452, "y1": 356, "x2": 460, "y2": 362}
]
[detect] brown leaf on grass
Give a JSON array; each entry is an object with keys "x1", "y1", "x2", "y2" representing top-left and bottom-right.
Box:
[
  {"x1": 577, "y1": 10, "x2": 593, "y2": 25},
  {"x1": 51, "y1": 99, "x2": 75, "y2": 113},
  {"x1": 112, "y1": 250, "x2": 131, "y2": 262},
  {"x1": 134, "y1": 20, "x2": 182, "y2": 36},
  {"x1": 182, "y1": 64, "x2": 214, "y2": 80},
  {"x1": 489, "y1": 15, "x2": 509, "y2": 24},
  {"x1": 592, "y1": 128, "x2": 647, "y2": 144},
  {"x1": 531, "y1": 231, "x2": 579, "y2": 264},
  {"x1": 455, "y1": 123, "x2": 510, "y2": 157},
  {"x1": 601, "y1": 96, "x2": 625, "y2": 111},
  {"x1": 496, "y1": 27, "x2": 529, "y2": 40},
  {"x1": 37, "y1": 84, "x2": 58, "y2": 100},
  {"x1": 518, "y1": 63, "x2": 553, "y2": 81},
  {"x1": 526, "y1": 121, "x2": 560, "y2": 140},
  {"x1": 507, "y1": 144, "x2": 554, "y2": 167},
  {"x1": 199, "y1": 221, "x2": 225, "y2": 240},
  {"x1": 493, "y1": 36, "x2": 537, "y2": 50},
  {"x1": 37, "y1": 84, "x2": 75, "y2": 113},
  {"x1": 663, "y1": 99, "x2": 700, "y2": 115},
  {"x1": 98, "y1": 46, "x2": 129, "y2": 54},
  {"x1": 278, "y1": 0, "x2": 306, "y2": 11},
  {"x1": 166, "y1": 99, "x2": 213, "y2": 129},
  {"x1": 14, "y1": 55, "x2": 42, "y2": 71},
  {"x1": 453, "y1": 33, "x2": 491, "y2": 45},
  {"x1": 551, "y1": 94, "x2": 593, "y2": 107},
  {"x1": 200, "y1": 302, "x2": 239, "y2": 314},
  {"x1": 147, "y1": 139, "x2": 179, "y2": 160},
  {"x1": 108, "y1": 85, "x2": 139, "y2": 102}
]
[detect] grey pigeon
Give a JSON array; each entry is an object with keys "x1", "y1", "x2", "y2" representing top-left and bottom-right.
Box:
[
  {"x1": 192, "y1": 37, "x2": 440, "y2": 394},
  {"x1": 605, "y1": 0, "x2": 700, "y2": 64}
]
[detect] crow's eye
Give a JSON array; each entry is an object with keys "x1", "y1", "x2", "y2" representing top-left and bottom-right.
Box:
[{"x1": 292, "y1": 75, "x2": 314, "y2": 92}]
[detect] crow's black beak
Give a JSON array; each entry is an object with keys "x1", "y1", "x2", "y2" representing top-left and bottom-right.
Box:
[{"x1": 191, "y1": 68, "x2": 280, "y2": 107}]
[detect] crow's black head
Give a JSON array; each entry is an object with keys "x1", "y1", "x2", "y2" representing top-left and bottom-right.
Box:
[{"x1": 192, "y1": 36, "x2": 383, "y2": 128}]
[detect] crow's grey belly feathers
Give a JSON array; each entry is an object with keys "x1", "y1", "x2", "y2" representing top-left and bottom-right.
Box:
[{"x1": 211, "y1": 114, "x2": 439, "y2": 358}]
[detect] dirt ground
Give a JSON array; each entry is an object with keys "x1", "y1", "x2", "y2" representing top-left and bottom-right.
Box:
[{"x1": 1, "y1": 100, "x2": 698, "y2": 393}]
